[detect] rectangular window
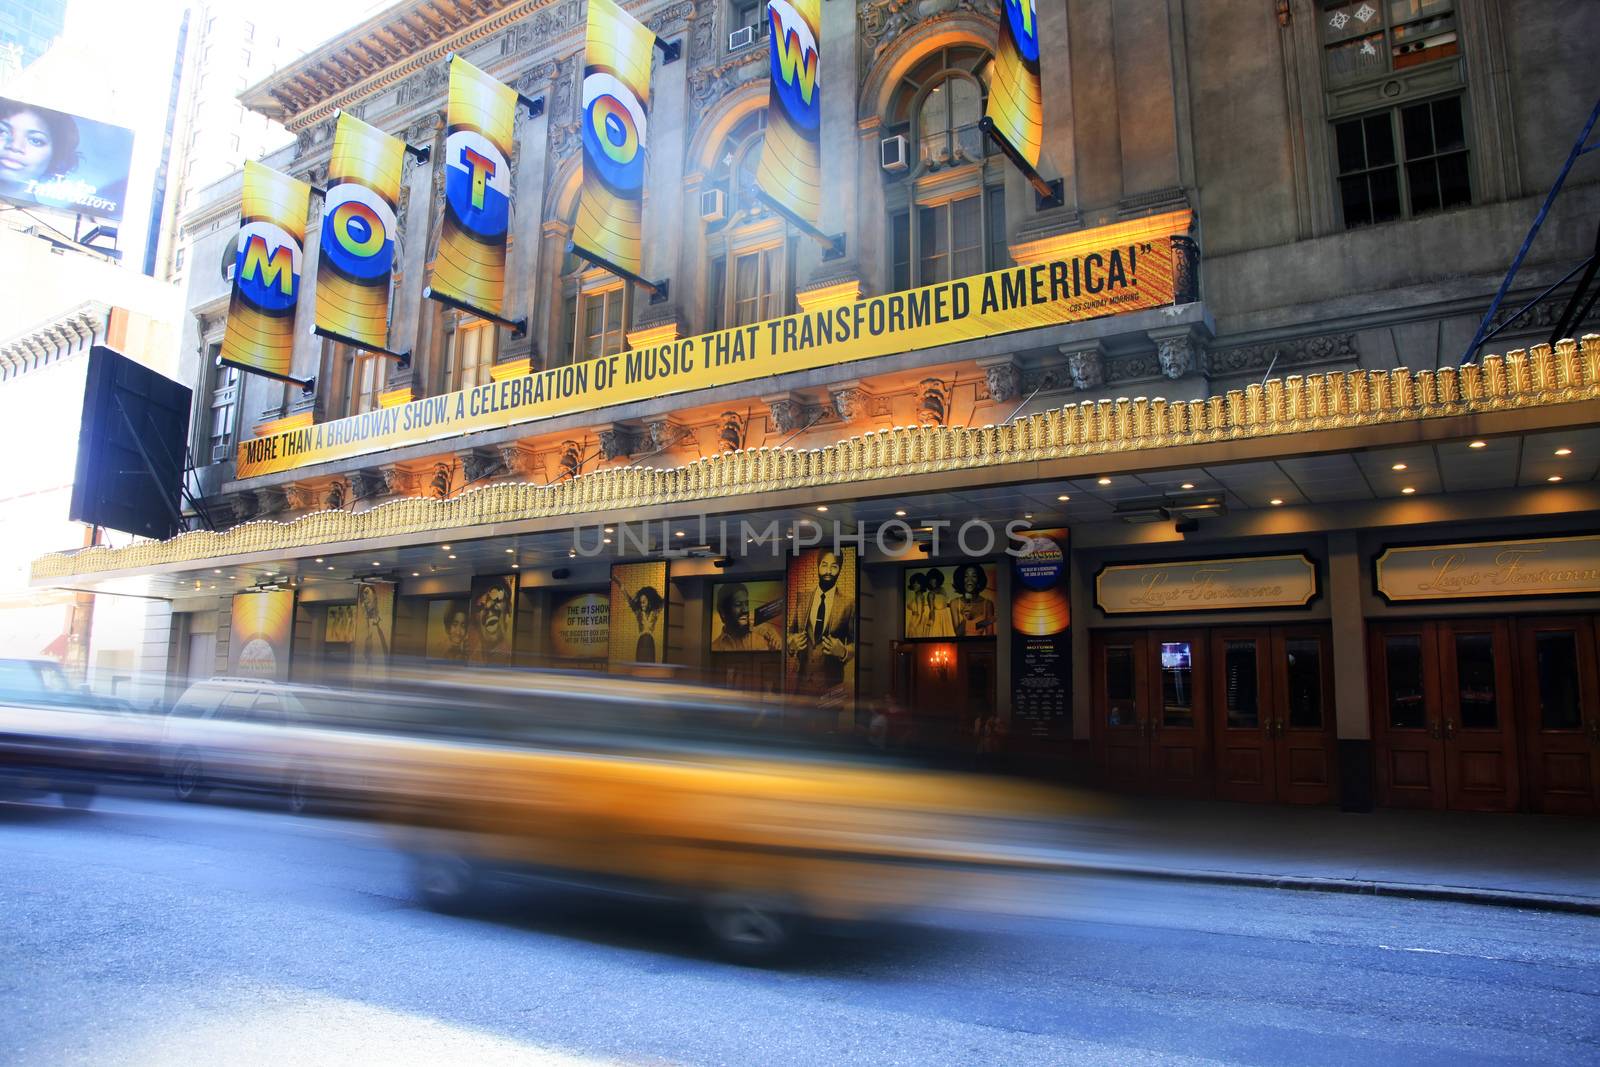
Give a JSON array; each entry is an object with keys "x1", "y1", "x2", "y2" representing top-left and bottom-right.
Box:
[
  {"x1": 206, "y1": 344, "x2": 238, "y2": 463},
  {"x1": 1322, "y1": 0, "x2": 1457, "y2": 86},
  {"x1": 890, "y1": 209, "x2": 911, "y2": 293},
  {"x1": 448, "y1": 319, "x2": 496, "y2": 393},
  {"x1": 732, "y1": 246, "x2": 778, "y2": 326},
  {"x1": 559, "y1": 294, "x2": 578, "y2": 366},
  {"x1": 1336, "y1": 95, "x2": 1469, "y2": 229},
  {"x1": 707, "y1": 256, "x2": 727, "y2": 332},
  {"x1": 347, "y1": 352, "x2": 387, "y2": 416},
  {"x1": 917, "y1": 195, "x2": 982, "y2": 285},
  {"x1": 580, "y1": 287, "x2": 627, "y2": 359},
  {"x1": 732, "y1": 0, "x2": 766, "y2": 35}
]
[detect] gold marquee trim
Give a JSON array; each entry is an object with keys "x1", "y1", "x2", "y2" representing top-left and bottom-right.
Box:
[{"x1": 32, "y1": 337, "x2": 1600, "y2": 582}]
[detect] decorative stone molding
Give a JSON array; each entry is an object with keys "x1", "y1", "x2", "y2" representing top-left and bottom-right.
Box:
[
  {"x1": 1062, "y1": 341, "x2": 1107, "y2": 391},
  {"x1": 915, "y1": 378, "x2": 951, "y2": 426},
  {"x1": 253, "y1": 487, "x2": 289, "y2": 517},
  {"x1": 323, "y1": 480, "x2": 348, "y2": 512},
  {"x1": 978, "y1": 356, "x2": 1022, "y2": 404},
  {"x1": 36, "y1": 338, "x2": 1600, "y2": 581},
  {"x1": 459, "y1": 447, "x2": 508, "y2": 485},
  {"x1": 716, "y1": 411, "x2": 746, "y2": 453},
  {"x1": 763, "y1": 392, "x2": 807, "y2": 435},
  {"x1": 648, "y1": 419, "x2": 688, "y2": 452},
  {"x1": 594, "y1": 424, "x2": 643, "y2": 462},
  {"x1": 1148, "y1": 323, "x2": 1212, "y2": 381},
  {"x1": 1207, "y1": 332, "x2": 1359, "y2": 377},
  {"x1": 428, "y1": 463, "x2": 452, "y2": 500},
  {"x1": 830, "y1": 381, "x2": 872, "y2": 422},
  {"x1": 350, "y1": 468, "x2": 393, "y2": 502},
  {"x1": 495, "y1": 442, "x2": 539, "y2": 479},
  {"x1": 555, "y1": 440, "x2": 583, "y2": 481}
]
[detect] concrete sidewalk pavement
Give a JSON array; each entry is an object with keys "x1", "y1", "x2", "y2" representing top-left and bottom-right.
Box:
[{"x1": 1040, "y1": 796, "x2": 1600, "y2": 914}]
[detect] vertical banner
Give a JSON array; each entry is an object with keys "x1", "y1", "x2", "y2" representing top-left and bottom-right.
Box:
[
  {"x1": 754, "y1": 0, "x2": 821, "y2": 229},
  {"x1": 1010, "y1": 529, "x2": 1071, "y2": 739},
  {"x1": 609, "y1": 561, "x2": 667, "y2": 667},
  {"x1": 572, "y1": 0, "x2": 655, "y2": 280},
  {"x1": 433, "y1": 57, "x2": 518, "y2": 318},
  {"x1": 467, "y1": 574, "x2": 518, "y2": 665},
  {"x1": 784, "y1": 547, "x2": 857, "y2": 726},
  {"x1": 228, "y1": 589, "x2": 295, "y2": 682},
  {"x1": 315, "y1": 112, "x2": 405, "y2": 350},
  {"x1": 985, "y1": 0, "x2": 1044, "y2": 168},
  {"x1": 220, "y1": 162, "x2": 309, "y2": 381},
  {"x1": 353, "y1": 580, "x2": 395, "y2": 682}
]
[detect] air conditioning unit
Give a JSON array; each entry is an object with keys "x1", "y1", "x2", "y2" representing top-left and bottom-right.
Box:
[
  {"x1": 699, "y1": 187, "x2": 726, "y2": 223},
  {"x1": 880, "y1": 134, "x2": 909, "y2": 173},
  {"x1": 728, "y1": 25, "x2": 756, "y2": 50},
  {"x1": 211, "y1": 443, "x2": 232, "y2": 464}
]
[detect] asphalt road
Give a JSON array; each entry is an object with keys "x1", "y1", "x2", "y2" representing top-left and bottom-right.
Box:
[{"x1": 2, "y1": 795, "x2": 1597, "y2": 1066}]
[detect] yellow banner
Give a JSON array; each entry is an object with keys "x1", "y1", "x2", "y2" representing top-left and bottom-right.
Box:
[
  {"x1": 314, "y1": 112, "x2": 406, "y2": 350},
  {"x1": 237, "y1": 228, "x2": 1179, "y2": 478},
  {"x1": 219, "y1": 162, "x2": 309, "y2": 381},
  {"x1": 986, "y1": 0, "x2": 1044, "y2": 168},
  {"x1": 432, "y1": 57, "x2": 519, "y2": 317},
  {"x1": 571, "y1": 0, "x2": 655, "y2": 280},
  {"x1": 754, "y1": 0, "x2": 822, "y2": 228}
]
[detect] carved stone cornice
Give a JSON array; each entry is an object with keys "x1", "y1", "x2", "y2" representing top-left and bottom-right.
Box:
[
  {"x1": 829, "y1": 380, "x2": 873, "y2": 422},
  {"x1": 1207, "y1": 332, "x2": 1359, "y2": 378},
  {"x1": 1060, "y1": 340, "x2": 1107, "y2": 392},
  {"x1": 976, "y1": 356, "x2": 1021, "y2": 405},
  {"x1": 38, "y1": 340, "x2": 1600, "y2": 580},
  {"x1": 762, "y1": 392, "x2": 807, "y2": 435},
  {"x1": 350, "y1": 468, "x2": 394, "y2": 502},
  {"x1": 593, "y1": 424, "x2": 644, "y2": 462}
]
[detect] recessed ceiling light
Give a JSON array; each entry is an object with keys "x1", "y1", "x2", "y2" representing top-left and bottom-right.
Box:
[
  {"x1": 568, "y1": 550, "x2": 576, "y2": 558},
  {"x1": 816, "y1": 505, "x2": 829, "y2": 512},
  {"x1": 674, "y1": 530, "x2": 685, "y2": 537},
  {"x1": 373, "y1": 561, "x2": 381, "y2": 566},
  {"x1": 1391, "y1": 462, "x2": 1408, "y2": 471},
  {"x1": 1548, "y1": 475, "x2": 1563, "y2": 483},
  {"x1": 1269, "y1": 498, "x2": 1284, "y2": 506},
  {"x1": 1180, "y1": 483, "x2": 1195, "y2": 490},
  {"x1": 213, "y1": 569, "x2": 221, "y2": 574},
  {"x1": 411, "y1": 572, "x2": 419, "y2": 578},
  {"x1": 894, "y1": 509, "x2": 907, "y2": 517},
  {"x1": 1401, "y1": 487, "x2": 1416, "y2": 495},
  {"x1": 1024, "y1": 512, "x2": 1034, "y2": 520},
  {"x1": 1057, "y1": 494, "x2": 1070, "y2": 502},
  {"x1": 448, "y1": 554, "x2": 458, "y2": 559},
  {"x1": 315, "y1": 557, "x2": 324, "y2": 563},
  {"x1": 1468, "y1": 440, "x2": 1487, "y2": 449},
  {"x1": 504, "y1": 548, "x2": 515, "y2": 554},
  {"x1": 511, "y1": 563, "x2": 520, "y2": 569},
  {"x1": 602, "y1": 538, "x2": 612, "y2": 545},
  {"x1": 327, "y1": 566, "x2": 335, "y2": 571},
  {"x1": 441, "y1": 544, "x2": 451, "y2": 550},
  {"x1": 1097, "y1": 477, "x2": 1111, "y2": 486},
  {"x1": 1555, "y1": 447, "x2": 1573, "y2": 456},
  {"x1": 603, "y1": 526, "x2": 614, "y2": 534}
]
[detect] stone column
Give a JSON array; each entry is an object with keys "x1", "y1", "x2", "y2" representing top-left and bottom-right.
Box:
[{"x1": 502, "y1": 97, "x2": 551, "y2": 365}]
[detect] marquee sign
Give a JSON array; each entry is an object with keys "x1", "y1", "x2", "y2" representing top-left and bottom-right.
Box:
[
  {"x1": 1375, "y1": 535, "x2": 1600, "y2": 602},
  {"x1": 236, "y1": 216, "x2": 1186, "y2": 478},
  {"x1": 1096, "y1": 555, "x2": 1319, "y2": 615}
]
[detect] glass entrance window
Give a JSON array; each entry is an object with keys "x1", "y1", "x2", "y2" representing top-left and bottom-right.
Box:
[
  {"x1": 1159, "y1": 641, "x2": 1195, "y2": 727},
  {"x1": 1384, "y1": 635, "x2": 1425, "y2": 729},
  {"x1": 1223, "y1": 640, "x2": 1259, "y2": 728},
  {"x1": 1452, "y1": 632, "x2": 1497, "y2": 729},
  {"x1": 1284, "y1": 638, "x2": 1325, "y2": 728},
  {"x1": 1534, "y1": 632, "x2": 1582, "y2": 731},
  {"x1": 1105, "y1": 644, "x2": 1137, "y2": 728}
]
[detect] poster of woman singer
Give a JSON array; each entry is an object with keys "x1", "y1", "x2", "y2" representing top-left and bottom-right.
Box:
[{"x1": 608, "y1": 561, "x2": 667, "y2": 667}]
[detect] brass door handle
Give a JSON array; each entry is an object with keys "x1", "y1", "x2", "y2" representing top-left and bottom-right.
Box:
[
  {"x1": 1427, "y1": 720, "x2": 1442, "y2": 740},
  {"x1": 1444, "y1": 719, "x2": 1457, "y2": 741}
]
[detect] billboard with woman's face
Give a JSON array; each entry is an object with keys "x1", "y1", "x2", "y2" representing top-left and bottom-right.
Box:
[{"x1": 0, "y1": 97, "x2": 133, "y2": 220}]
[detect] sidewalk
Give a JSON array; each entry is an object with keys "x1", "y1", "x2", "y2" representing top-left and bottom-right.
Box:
[{"x1": 1042, "y1": 796, "x2": 1600, "y2": 915}]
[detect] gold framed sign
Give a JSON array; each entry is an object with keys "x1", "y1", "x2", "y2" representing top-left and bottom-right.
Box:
[
  {"x1": 1095, "y1": 554, "x2": 1318, "y2": 615},
  {"x1": 1374, "y1": 535, "x2": 1600, "y2": 603}
]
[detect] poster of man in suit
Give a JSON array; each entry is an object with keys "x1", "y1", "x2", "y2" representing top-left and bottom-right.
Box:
[
  {"x1": 784, "y1": 547, "x2": 857, "y2": 721},
  {"x1": 352, "y1": 580, "x2": 394, "y2": 682}
]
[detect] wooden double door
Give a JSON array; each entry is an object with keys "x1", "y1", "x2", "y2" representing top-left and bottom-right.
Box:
[
  {"x1": 1371, "y1": 617, "x2": 1600, "y2": 814},
  {"x1": 1090, "y1": 627, "x2": 1336, "y2": 803}
]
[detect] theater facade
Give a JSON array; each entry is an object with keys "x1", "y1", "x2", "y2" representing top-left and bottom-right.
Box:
[{"x1": 34, "y1": 0, "x2": 1600, "y2": 814}]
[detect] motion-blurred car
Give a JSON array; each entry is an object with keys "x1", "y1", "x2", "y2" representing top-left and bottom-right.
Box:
[
  {"x1": 0, "y1": 658, "x2": 135, "y2": 807},
  {"x1": 340, "y1": 668, "x2": 1086, "y2": 959}
]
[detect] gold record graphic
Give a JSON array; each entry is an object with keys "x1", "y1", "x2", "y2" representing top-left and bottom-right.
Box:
[{"x1": 229, "y1": 589, "x2": 295, "y2": 680}]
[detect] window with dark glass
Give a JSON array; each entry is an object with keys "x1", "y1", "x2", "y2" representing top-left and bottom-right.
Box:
[
  {"x1": 1535, "y1": 632, "x2": 1582, "y2": 731},
  {"x1": 1223, "y1": 640, "x2": 1259, "y2": 728},
  {"x1": 205, "y1": 342, "x2": 238, "y2": 464},
  {"x1": 1160, "y1": 641, "x2": 1194, "y2": 727},
  {"x1": 447, "y1": 318, "x2": 495, "y2": 393},
  {"x1": 1284, "y1": 639, "x2": 1324, "y2": 729},
  {"x1": 1452, "y1": 632, "x2": 1497, "y2": 730},
  {"x1": 1336, "y1": 95, "x2": 1469, "y2": 229},
  {"x1": 1384, "y1": 635, "x2": 1425, "y2": 729},
  {"x1": 1105, "y1": 645, "x2": 1137, "y2": 728}
]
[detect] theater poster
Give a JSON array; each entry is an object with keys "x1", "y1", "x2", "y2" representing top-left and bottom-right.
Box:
[
  {"x1": 550, "y1": 590, "x2": 609, "y2": 665},
  {"x1": 425, "y1": 599, "x2": 470, "y2": 663},
  {"x1": 352, "y1": 580, "x2": 394, "y2": 683},
  {"x1": 571, "y1": 0, "x2": 655, "y2": 280},
  {"x1": 227, "y1": 589, "x2": 295, "y2": 682},
  {"x1": 466, "y1": 574, "x2": 518, "y2": 666},
  {"x1": 1010, "y1": 528, "x2": 1070, "y2": 739},
  {"x1": 784, "y1": 547, "x2": 857, "y2": 724},
  {"x1": 609, "y1": 561, "x2": 667, "y2": 667},
  {"x1": 903, "y1": 563, "x2": 998, "y2": 639}
]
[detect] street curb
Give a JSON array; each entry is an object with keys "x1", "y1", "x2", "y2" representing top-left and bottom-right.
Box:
[{"x1": 1049, "y1": 859, "x2": 1600, "y2": 916}]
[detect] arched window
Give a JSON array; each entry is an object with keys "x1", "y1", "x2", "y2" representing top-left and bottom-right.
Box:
[
  {"x1": 702, "y1": 109, "x2": 795, "y2": 332},
  {"x1": 883, "y1": 46, "x2": 1009, "y2": 293}
]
